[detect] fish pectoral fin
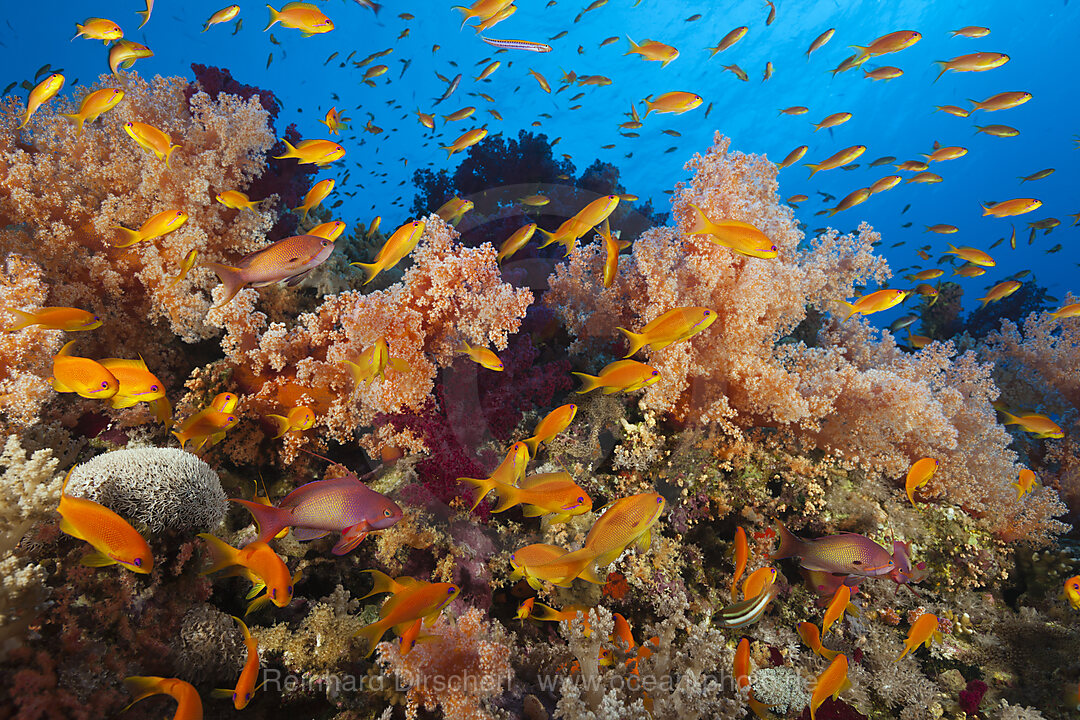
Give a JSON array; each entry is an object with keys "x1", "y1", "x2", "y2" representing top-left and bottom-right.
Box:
[
  {"x1": 80, "y1": 549, "x2": 119, "y2": 567},
  {"x1": 284, "y1": 269, "x2": 313, "y2": 287},
  {"x1": 635, "y1": 529, "x2": 653, "y2": 552},
  {"x1": 110, "y1": 395, "x2": 141, "y2": 409},
  {"x1": 331, "y1": 525, "x2": 370, "y2": 555},
  {"x1": 58, "y1": 516, "x2": 84, "y2": 540},
  {"x1": 245, "y1": 593, "x2": 271, "y2": 616},
  {"x1": 520, "y1": 504, "x2": 548, "y2": 517},
  {"x1": 292, "y1": 527, "x2": 331, "y2": 541}
]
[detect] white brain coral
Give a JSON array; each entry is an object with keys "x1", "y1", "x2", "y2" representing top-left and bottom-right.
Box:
[{"x1": 65, "y1": 447, "x2": 227, "y2": 535}]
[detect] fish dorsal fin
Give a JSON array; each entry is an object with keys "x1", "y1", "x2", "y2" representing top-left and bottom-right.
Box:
[
  {"x1": 519, "y1": 472, "x2": 573, "y2": 489},
  {"x1": 57, "y1": 340, "x2": 77, "y2": 357},
  {"x1": 99, "y1": 358, "x2": 149, "y2": 372}
]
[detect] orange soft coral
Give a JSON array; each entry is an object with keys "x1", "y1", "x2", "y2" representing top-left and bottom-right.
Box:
[
  {"x1": 376, "y1": 607, "x2": 514, "y2": 720},
  {"x1": 546, "y1": 132, "x2": 1067, "y2": 542},
  {"x1": 205, "y1": 215, "x2": 533, "y2": 461}
]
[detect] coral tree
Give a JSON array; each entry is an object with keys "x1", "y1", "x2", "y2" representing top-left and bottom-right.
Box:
[{"x1": 546, "y1": 133, "x2": 1066, "y2": 542}]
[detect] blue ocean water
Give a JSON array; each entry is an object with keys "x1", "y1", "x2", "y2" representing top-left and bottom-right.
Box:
[{"x1": 4, "y1": 0, "x2": 1077, "y2": 320}]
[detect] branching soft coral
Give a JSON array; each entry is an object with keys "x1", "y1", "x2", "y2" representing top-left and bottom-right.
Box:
[
  {"x1": 545, "y1": 133, "x2": 1067, "y2": 543},
  {"x1": 205, "y1": 214, "x2": 533, "y2": 461},
  {"x1": 376, "y1": 607, "x2": 514, "y2": 720}
]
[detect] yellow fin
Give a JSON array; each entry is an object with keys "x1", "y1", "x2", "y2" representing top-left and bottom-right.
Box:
[{"x1": 81, "y1": 549, "x2": 118, "y2": 567}]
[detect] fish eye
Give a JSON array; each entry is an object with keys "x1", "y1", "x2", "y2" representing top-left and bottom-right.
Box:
[
  {"x1": 703, "y1": 310, "x2": 711, "y2": 316},
  {"x1": 228, "y1": 416, "x2": 236, "y2": 422},
  {"x1": 101, "y1": 381, "x2": 110, "y2": 388},
  {"x1": 447, "y1": 587, "x2": 456, "y2": 594},
  {"x1": 651, "y1": 370, "x2": 659, "y2": 376},
  {"x1": 656, "y1": 497, "x2": 663, "y2": 504},
  {"x1": 271, "y1": 588, "x2": 277, "y2": 598},
  {"x1": 384, "y1": 509, "x2": 392, "y2": 517},
  {"x1": 134, "y1": 557, "x2": 143, "y2": 567},
  {"x1": 150, "y1": 385, "x2": 159, "y2": 392}
]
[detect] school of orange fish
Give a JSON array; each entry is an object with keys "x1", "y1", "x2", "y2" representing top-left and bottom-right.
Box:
[{"x1": 6, "y1": 1, "x2": 1080, "y2": 718}]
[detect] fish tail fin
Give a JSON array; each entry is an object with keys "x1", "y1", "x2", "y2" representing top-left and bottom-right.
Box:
[
  {"x1": 274, "y1": 137, "x2": 296, "y2": 159},
  {"x1": 164, "y1": 144, "x2": 179, "y2": 169},
  {"x1": 770, "y1": 519, "x2": 802, "y2": 560},
  {"x1": 1011, "y1": 482, "x2": 1024, "y2": 499},
  {"x1": 2, "y1": 308, "x2": 37, "y2": 332},
  {"x1": 266, "y1": 414, "x2": 290, "y2": 439},
  {"x1": 979, "y1": 296, "x2": 991, "y2": 309},
  {"x1": 535, "y1": 228, "x2": 558, "y2": 248},
  {"x1": 686, "y1": 203, "x2": 713, "y2": 235},
  {"x1": 450, "y1": 6, "x2": 471, "y2": 30},
  {"x1": 836, "y1": 300, "x2": 858, "y2": 322},
  {"x1": 805, "y1": 163, "x2": 820, "y2": 178},
  {"x1": 230, "y1": 498, "x2": 288, "y2": 542},
  {"x1": 441, "y1": 144, "x2": 458, "y2": 158},
  {"x1": 204, "y1": 262, "x2": 245, "y2": 306},
  {"x1": 491, "y1": 484, "x2": 522, "y2": 514},
  {"x1": 616, "y1": 326, "x2": 647, "y2": 358},
  {"x1": 263, "y1": 5, "x2": 280, "y2": 32},
  {"x1": 348, "y1": 261, "x2": 381, "y2": 285},
  {"x1": 624, "y1": 36, "x2": 639, "y2": 54},
  {"x1": 521, "y1": 436, "x2": 540, "y2": 457},
  {"x1": 571, "y1": 372, "x2": 601, "y2": 394},
  {"x1": 642, "y1": 97, "x2": 653, "y2": 118},
  {"x1": 359, "y1": 569, "x2": 398, "y2": 599},
  {"x1": 353, "y1": 618, "x2": 390, "y2": 657},
  {"x1": 578, "y1": 561, "x2": 608, "y2": 585},
  {"x1": 932, "y1": 61, "x2": 948, "y2": 84},
  {"x1": 122, "y1": 677, "x2": 164, "y2": 711},
  {"x1": 135, "y1": 6, "x2": 152, "y2": 28},
  {"x1": 527, "y1": 601, "x2": 570, "y2": 622},
  {"x1": 60, "y1": 112, "x2": 85, "y2": 135},
  {"x1": 460, "y1": 476, "x2": 497, "y2": 512},
  {"x1": 966, "y1": 98, "x2": 981, "y2": 111},
  {"x1": 197, "y1": 533, "x2": 239, "y2": 574},
  {"x1": 110, "y1": 226, "x2": 143, "y2": 248}
]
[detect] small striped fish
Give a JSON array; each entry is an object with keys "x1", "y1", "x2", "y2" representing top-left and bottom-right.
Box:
[
  {"x1": 481, "y1": 36, "x2": 553, "y2": 52},
  {"x1": 716, "y1": 585, "x2": 778, "y2": 629}
]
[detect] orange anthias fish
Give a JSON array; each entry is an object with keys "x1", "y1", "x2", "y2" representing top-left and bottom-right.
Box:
[
  {"x1": 718, "y1": 582, "x2": 779, "y2": 629},
  {"x1": 203, "y1": 5, "x2": 241, "y2": 32},
  {"x1": 459, "y1": 341, "x2": 504, "y2": 371},
  {"x1": 934, "y1": 52, "x2": 1009, "y2": 82},
  {"x1": 828, "y1": 188, "x2": 871, "y2": 216},
  {"x1": 798, "y1": 621, "x2": 839, "y2": 660},
  {"x1": 169, "y1": 249, "x2": 199, "y2": 287},
  {"x1": 1050, "y1": 302, "x2": 1080, "y2": 319},
  {"x1": 838, "y1": 289, "x2": 908, "y2": 321},
  {"x1": 822, "y1": 584, "x2": 856, "y2": 635},
  {"x1": 810, "y1": 654, "x2": 851, "y2": 720},
  {"x1": 598, "y1": 219, "x2": 628, "y2": 288},
  {"x1": 60, "y1": 88, "x2": 124, "y2": 135},
  {"x1": 17, "y1": 73, "x2": 64, "y2": 130},
  {"x1": 58, "y1": 466, "x2": 153, "y2": 573},
  {"x1": 350, "y1": 220, "x2": 425, "y2": 284},
  {"x1": 266, "y1": 406, "x2": 315, "y2": 438},
  {"x1": 772, "y1": 521, "x2": 895, "y2": 578},
  {"x1": 978, "y1": 280, "x2": 1021, "y2": 307},
  {"x1": 851, "y1": 29, "x2": 921, "y2": 60},
  {"x1": 99, "y1": 357, "x2": 165, "y2": 409},
  {"x1": 212, "y1": 616, "x2": 261, "y2": 709},
  {"x1": 171, "y1": 394, "x2": 239, "y2": 451},
  {"x1": 617, "y1": 307, "x2": 716, "y2": 357},
  {"x1": 779, "y1": 145, "x2": 808, "y2": 168},
  {"x1": 497, "y1": 223, "x2": 538, "y2": 263},
  {"x1": 294, "y1": 178, "x2": 334, "y2": 221},
  {"x1": 72, "y1": 17, "x2": 124, "y2": 43},
  {"x1": 896, "y1": 613, "x2": 942, "y2": 660},
  {"x1": 573, "y1": 359, "x2": 660, "y2": 394},
  {"x1": 485, "y1": 471, "x2": 592, "y2": 523},
  {"x1": 522, "y1": 403, "x2": 577, "y2": 456},
  {"x1": 3, "y1": 306, "x2": 100, "y2": 332},
  {"x1": 516, "y1": 599, "x2": 589, "y2": 624},
  {"x1": 905, "y1": 457, "x2": 938, "y2": 505},
  {"x1": 319, "y1": 106, "x2": 349, "y2": 134},
  {"x1": 443, "y1": 127, "x2": 488, "y2": 156},
  {"x1": 1013, "y1": 469, "x2": 1038, "y2": 499},
  {"x1": 50, "y1": 340, "x2": 119, "y2": 399},
  {"x1": 123, "y1": 677, "x2": 202, "y2": 720},
  {"x1": 643, "y1": 91, "x2": 703, "y2": 116},
  {"x1": 687, "y1": 204, "x2": 776, "y2": 258},
  {"x1": 807, "y1": 145, "x2": 866, "y2": 177},
  {"x1": 1064, "y1": 575, "x2": 1080, "y2": 609},
  {"x1": 625, "y1": 37, "x2": 679, "y2": 67},
  {"x1": 970, "y1": 91, "x2": 1032, "y2": 112},
  {"x1": 982, "y1": 198, "x2": 1042, "y2": 218},
  {"x1": 274, "y1": 138, "x2": 346, "y2": 166},
  {"x1": 112, "y1": 209, "x2": 188, "y2": 248},
  {"x1": 109, "y1": 40, "x2": 153, "y2": 74},
  {"x1": 509, "y1": 543, "x2": 571, "y2": 589},
  {"x1": 124, "y1": 121, "x2": 179, "y2": 167},
  {"x1": 310, "y1": 220, "x2": 346, "y2": 241},
  {"x1": 461, "y1": 442, "x2": 529, "y2": 511},
  {"x1": 353, "y1": 578, "x2": 459, "y2": 656},
  {"x1": 216, "y1": 190, "x2": 260, "y2": 211},
  {"x1": 998, "y1": 410, "x2": 1064, "y2": 439},
  {"x1": 577, "y1": 492, "x2": 666, "y2": 583},
  {"x1": 342, "y1": 338, "x2": 410, "y2": 386},
  {"x1": 207, "y1": 233, "x2": 336, "y2": 305},
  {"x1": 264, "y1": 2, "x2": 334, "y2": 35},
  {"x1": 731, "y1": 527, "x2": 748, "y2": 601},
  {"x1": 198, "y1": 535, "x2": 297, "y2": 614},
  {"x1": 436, "y1": 197, "x2": 474, "y2": 225},
  {"x1": 945, "y1": 244, "x2": 995, "y2": 267}
]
